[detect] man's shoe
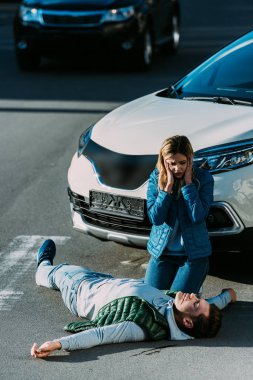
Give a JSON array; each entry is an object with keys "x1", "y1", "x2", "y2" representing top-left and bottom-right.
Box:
[{"x1": 37, "y1": 239, "x2": 56, "y2": 267}]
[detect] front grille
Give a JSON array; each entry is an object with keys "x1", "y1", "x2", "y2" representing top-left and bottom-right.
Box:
[
  {"x1": 68, "y1": 189, "x2": 152, "y2": 236},
  {"x1": 42, "y1": 12, "x2": 103, "y2": 27},
  {"x1": 68, "y1": 189, "x2": 236, "y2": 236}
]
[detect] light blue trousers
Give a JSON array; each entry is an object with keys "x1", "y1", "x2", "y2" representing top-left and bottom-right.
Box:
[{"x1": 36, "y1": 262, "x2": 112, "y2": 316}]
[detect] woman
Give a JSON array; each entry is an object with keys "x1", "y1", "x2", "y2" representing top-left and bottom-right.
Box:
[{"x1": 144, "y1": 135, "x2": 214, "y2": 293}]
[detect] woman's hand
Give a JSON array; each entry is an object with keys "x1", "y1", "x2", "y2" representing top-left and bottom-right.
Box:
[
  {"x1": 31, "y1": 341, "x2": 61, "y2": 358},
  {"x1": 163, "y1": 158, "x2": 174, "y2": 193},
  {"x1": 184, "y1": 155, "x2": 193, "y2": 185}
]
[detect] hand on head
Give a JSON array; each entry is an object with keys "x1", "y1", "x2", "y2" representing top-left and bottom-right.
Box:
[
  {"x1": 163, "y1": 157, "x2": 174, "y2": 193},
  {"x1": 184, "y1": 154, "x2": 194, "y2": 185}
]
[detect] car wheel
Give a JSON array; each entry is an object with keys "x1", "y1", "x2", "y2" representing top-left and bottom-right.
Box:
[
  {"x1": 164, "y1": 14, "x2": 180, "y2": 53},
  {"x1": 133, "y1": 29, "x2": 153, "y2": 70},
  {"x1": 16, "y1": 50, "x2": 40, "y2": 71}
]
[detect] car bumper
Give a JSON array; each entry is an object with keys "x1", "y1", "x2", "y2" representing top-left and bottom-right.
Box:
[
  {"x1": 14, "y1": 18, "x2": 139, "y2": 56},
  {"x1": 70, "y1": 205, "x2": 149, "y2": 247},
  {"x1": 70, "y1": 208, "x2": 253, "y2": 253},
  {"x1": 68, "y1": 186, "x2": 248, "y2": 251},
  {"x1": 68, "y1": 153, "x2": 253, "y2": 252}
]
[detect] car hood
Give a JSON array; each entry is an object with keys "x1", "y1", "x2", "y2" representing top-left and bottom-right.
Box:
[
  {"x1": 22, "y1": 0, "x2": 139, "y2": 10},
  {"x1": 92, "y1": 92, "x2": 253, "y2": 155}
]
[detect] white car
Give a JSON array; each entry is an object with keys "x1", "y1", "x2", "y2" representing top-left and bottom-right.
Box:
[{"x1": 68, "y1": 30, "x2": 253, "y2": 253}]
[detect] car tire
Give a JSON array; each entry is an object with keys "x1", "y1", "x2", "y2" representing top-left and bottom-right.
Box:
[
  {"x1": 133, "y1": 29, "x2": 153, "y2": 70},
  {"x1": 163, "y1": 14, "x2": 180, "y2": 53},
  {"x1": 16, "y1": 50, "x2": 40, "y2": 71}
]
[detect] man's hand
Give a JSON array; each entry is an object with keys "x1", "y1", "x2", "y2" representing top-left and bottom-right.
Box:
[
  {"x1": 222, "y1": 288, "x2": 237, "y2": 303},
  {"x1": 31, "y1": 341, "x2": 61, "y2": 358},
  {"x1": 184, "y1": 155, "x2": 193, "y2": 185}
]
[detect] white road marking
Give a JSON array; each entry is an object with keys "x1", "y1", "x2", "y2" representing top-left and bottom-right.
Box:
[
  {"x1": 0, "y1": 99, "x2": 123, "y2": 111},
  {"x1": 0, "y1": 290, "x2": 24, "y2": 311},
  {"x1": 0, "y1": 235, "x2": 70, "y2": 311},
  {"x1": 120, "y1": 258, "x2": 148, "y2": 269},
  {"x1": 120, "y1": 260, "x2": 135, "y2": 266}
]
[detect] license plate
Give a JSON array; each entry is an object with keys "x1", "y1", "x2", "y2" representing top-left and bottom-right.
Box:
[{"x1": 89, "y1": 190, "x2": 144, "y2": 220}]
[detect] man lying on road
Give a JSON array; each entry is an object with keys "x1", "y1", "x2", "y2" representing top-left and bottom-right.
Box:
[{"x1": 31, "y1": 240, "x2": 236, "y2": 358}]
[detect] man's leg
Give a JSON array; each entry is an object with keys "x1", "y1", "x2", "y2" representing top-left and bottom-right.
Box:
[
  {"x1": 144, "y1": 255, "x2": 179, "y2": 289},
  {"x1": 170, "y1": 257, "x2": 209, "y2": 294},
  {"x1": 35, "y1": 240, "x2": 97, "y2": 315}
]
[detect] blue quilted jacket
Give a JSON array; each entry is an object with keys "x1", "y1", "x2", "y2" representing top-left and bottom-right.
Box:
[{"x1": 147, "y1": 167, "x2": 214, "y2": 260}]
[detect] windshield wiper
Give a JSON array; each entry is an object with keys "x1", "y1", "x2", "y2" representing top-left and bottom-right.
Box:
[
  {"x1": 228, "y1": 98, "x2": 253, "y2": 106},
  {"x1": 169, "y1": 85, "x2": 180, "y2": 99},
  {"x1": 182, "y1": 96, "x2": 253, "y2": 106}
]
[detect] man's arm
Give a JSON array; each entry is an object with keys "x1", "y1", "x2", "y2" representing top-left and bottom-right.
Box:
[
  {"x1": 31, "y1": 321, "x2": 146, "y2": 358},
  {"x1": 206, "y1": 288, "x2": 237, "y2": 310}
]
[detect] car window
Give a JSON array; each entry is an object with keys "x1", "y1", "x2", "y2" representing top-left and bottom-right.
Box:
[
  {"x1": 174, "y1": 31, "x2": 253, "y2": 101},
  {"x1": 212, "y1": 49, "x2": 253, "y2": 90}
]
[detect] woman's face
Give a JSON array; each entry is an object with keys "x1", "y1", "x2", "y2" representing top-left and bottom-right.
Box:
[{"x1": 164, "y1": 153, "x2": 188, "y2": 179}]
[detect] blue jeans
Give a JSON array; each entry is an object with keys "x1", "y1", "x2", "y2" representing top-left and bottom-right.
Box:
[
  {"x1": 144, "y1": 255, "x2": 209, "y2": 293},
  {"x1": 36, "y1": 263, "x2": 113, "y2": 316}
]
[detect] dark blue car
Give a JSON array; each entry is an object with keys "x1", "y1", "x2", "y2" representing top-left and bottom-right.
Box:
[{"x1": 13, "y1": 0, "x2": 180, "y2": 70}]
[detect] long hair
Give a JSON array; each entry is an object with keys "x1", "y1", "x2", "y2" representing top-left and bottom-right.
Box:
[{"x1": 157, "y1": 135, "x2": 194, "y2": 193}]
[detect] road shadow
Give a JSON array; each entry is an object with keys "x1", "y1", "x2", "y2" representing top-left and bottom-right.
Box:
[
  {"x1": 210, "y1": 252, "x2": 253, "y2": 284},
  {"x1": 179, "y1": 301, "x2": 253, "y2": 348},
  {"x1": 41, "y1": 301, "x2": 253, "y2": 364},
  {"x1": 43, "y1": 341, "x2": 176, "y2": 363}
]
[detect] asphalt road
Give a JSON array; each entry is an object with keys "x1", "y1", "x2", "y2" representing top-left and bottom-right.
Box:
[{"x1": 0, "y1": 1, "x2": 253, "y2": 379}]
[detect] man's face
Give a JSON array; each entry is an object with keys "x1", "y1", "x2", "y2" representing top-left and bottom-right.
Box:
[{"x1": 174, "y1": 291, "x2": 210, "y2": 318}]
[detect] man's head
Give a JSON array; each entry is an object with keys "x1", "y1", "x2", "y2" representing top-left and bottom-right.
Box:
[{"x1": 173, "y1": 292, "x2": 222, "y2": 338}]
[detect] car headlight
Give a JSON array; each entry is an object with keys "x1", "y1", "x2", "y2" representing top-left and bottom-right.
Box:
[
  {"x1": 78, "y1": 125, "x2": 93, "y2": 157},
  {"x1": 19, "y1": 6, "x2": 43, "y2": 24},
  {"x1": 102, "y1": 6, "x2": 135, "y2": 23},
  {"x1": 194, "y1": 139, "x2": 253, "y2": 173}
]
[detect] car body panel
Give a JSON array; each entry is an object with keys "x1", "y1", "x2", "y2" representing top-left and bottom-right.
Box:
[
  {"x1": 92, "y1": 95, "x2": 253, "y2": 154},
  {"x1": 22, "y1": 0, "x2": 141, "y2": 11},
  {"x1": 68, "y1": 150, "x2": 253, "y2": 229}
]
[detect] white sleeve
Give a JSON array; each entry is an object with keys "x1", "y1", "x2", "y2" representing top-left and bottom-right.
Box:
[
  {"x1": 55, "y1": 321, "x2": 146, "y2": 351},
  {"x1": 207, "y1": 290, "x2": 231, "y2": 310}
]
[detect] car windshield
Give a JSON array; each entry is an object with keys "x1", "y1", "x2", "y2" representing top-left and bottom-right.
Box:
[{"x1": 170, "y1": 31, "x2": 253, "y2": 103}]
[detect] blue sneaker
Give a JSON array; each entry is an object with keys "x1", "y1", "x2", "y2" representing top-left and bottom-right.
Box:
[{"x1": 37, "y1": 239, "x2": 56, "y2": 267}]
